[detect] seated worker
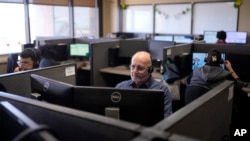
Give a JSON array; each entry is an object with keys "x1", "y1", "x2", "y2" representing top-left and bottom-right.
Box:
[
  {"x1": 216, "y1": 30, "x2": 227, "y2": 44},
  {"x1": 14, "y1": 48, "x2": 41, "y2": 72},
  {"x1": 38, "y1": 44, "x2": 60, "y2": 68},
  {"x1": 115, "y1": 51, "x2": 172, "y2": 117},
  {"x1": 185, "y1": 48, "x2": 239, "y2": 105}
]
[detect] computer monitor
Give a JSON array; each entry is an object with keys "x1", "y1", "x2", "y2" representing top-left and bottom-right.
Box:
[
  {"x1": 173, "y1": 35, "x2": 193, "y2": 43},
  {"x1": 192, "y1": 52, "x2": 225, "y2": 70},
  {"x1": 69, "y1": 43, "x2": 90, "y2": 57},
  {"x1": 226, "y1": 31, "x2": 247, "y2": 44},
  {"x1": 203, "y1": 31, "x2": 218, "y2": 43},
  {"x1": 154, "y1": 35, "x2": 173, "y2": 41},
  {"x1": 0, "y1": 101, "x2": 58, "y2": 141},
  {"x1": 73, "y1": 86, "x2": 165, "y2": 126},
  {"x1": 30, "y1": 74, "x2": 74, "y2": 108},
  {"x1": 51, "y1": 44, "x2": 69, "y2": 61}
]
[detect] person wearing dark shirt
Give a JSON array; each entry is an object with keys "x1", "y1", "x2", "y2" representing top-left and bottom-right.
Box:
[
  {"x1": 38, "y1": 44, "x2": 60, "y2": 68},
  {"x1": 115, "y1": 51, "x2": 172, "y2": 117},
  {"x1": 216, "y1": 30, "x2": 227, "y2": 44},
  {"x1": 185, "y1": 48, "x2": 239, "y2": 105}
]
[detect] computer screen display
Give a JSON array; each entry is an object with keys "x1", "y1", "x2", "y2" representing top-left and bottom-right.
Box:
[
  {"x1": 154, "y1": 35, "x2": 173, "y2": 41},
  {"x1": 30, "y1": 74, "x2": 74, "y2": 108},
  {"x1": 192, "y1": 52, "x2": 225, "y2": 70},
  {"x1": 73, "y1": 86, "x2": 165, "y2": 126},
  {"x1": 203, "y1": 31, "x2": 218, "y2": 43},
  {"x1": 173, "y1": 35, "x2": 193, "y2": 43},
  {"x1": 69, "y1": 43, "x2": 90, "y2": 57},
  {"x1": 226, "y1": 31, "x2": 247, "y2": 44}
]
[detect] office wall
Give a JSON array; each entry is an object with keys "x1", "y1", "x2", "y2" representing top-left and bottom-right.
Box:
[
  {"x1": 103, "y1": 0, "x2": 119, "y2": 37},
  {"x1": 102, "y1": 0, "x2": 250, "y2": 40}
]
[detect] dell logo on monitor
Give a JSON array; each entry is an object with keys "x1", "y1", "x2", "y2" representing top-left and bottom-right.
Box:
[
  {"x1": 43, "y1": 81, "x2": 50, "y2": 92},
  {"x1": 111, "y1": 92, "x2": 121, "y2": 103}
]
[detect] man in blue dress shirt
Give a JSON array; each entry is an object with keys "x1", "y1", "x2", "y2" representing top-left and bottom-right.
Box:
[{"x1": 115, "y1": 51, "x2": 172, "y2": 117}]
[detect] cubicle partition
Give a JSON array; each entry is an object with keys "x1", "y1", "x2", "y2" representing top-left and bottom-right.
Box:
[
  {"x1": 74, "y1": 37, "x2": 119, "y2": 44},
  {"x1": 153, "y1": 80, "x2": 234, "y2": 141},
  {"x1": 0, "y1": 63, "x2": 76, "y2": 98},
  {"x1": 37, "y1": 37, "x2": 73, "y2": 45},
  {"x1": 163, "y1": 43, "x2": 193, "y2": 78},
  {"x1": 91, "y1": 41, "x2": 120, "y2": 86}
]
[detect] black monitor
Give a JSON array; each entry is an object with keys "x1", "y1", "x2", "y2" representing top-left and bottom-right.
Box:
[
  {"x1": 73, "y1": 86, "x2": 165, "y2": 126},
  {"x1": 30, "y1": 74, "x2": 74, "y2": 108},
  {"x1": 51, "y1": 44, "x2": 69, "y2": 61},
  {"x1": 192, "y1": 52, "x2": 225, "y2": 70},
  {"x1": 69, "y1": 43, "x2": 90, "y2": 57},
  {"x1": 203, "y1": 31, "x2": 218, "y2": 43},
  {"x1": 0, "y1": 101, "x2": 58, "y2": 141},
  {"x1": 226, "y1": 31, "x2": 247, "y2": 44}
]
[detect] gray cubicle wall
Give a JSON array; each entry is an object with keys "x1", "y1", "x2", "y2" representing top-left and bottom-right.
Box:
[
  {"x1": 74, "y1": 37, "x2": 119, "y2": 44},
  {"x1": 153, "y1": 80, "x2": 234, "y2": 141},
  {"x1": 163, "y1": 43, "x2": 192, "y2": 61},
  {"x1": 163, "y1": 43, "x2": 193, "y2": 77},
  {"x1": 0, "y1": 91, "x2": 145, "y2": 141},
  {"x1": 0, "y1": 63, "x2": 76, "y2": 98},
  {"x1": 148, "y1": 40, "x2": 175, "y2": 61},
  {"x1": 91, "y1": 41, "x2": 120, "y2": 86}
]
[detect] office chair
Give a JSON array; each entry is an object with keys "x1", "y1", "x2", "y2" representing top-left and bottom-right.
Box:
[{"x1": 6, "y1": 53, "x2": 19, "y2": 73}]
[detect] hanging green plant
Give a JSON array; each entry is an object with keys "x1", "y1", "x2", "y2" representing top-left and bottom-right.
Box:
[
  {"x1": 121, "y1": 3, "x2": 128, "y2": 10},
  {"x1": 234, "y1": 0, "x2": 242, "y2": 8}
]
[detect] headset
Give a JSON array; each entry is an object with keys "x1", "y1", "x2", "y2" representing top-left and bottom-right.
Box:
[
  {"x1": 148, "y1": 66, "x2": 154, "y2": 73},
  {"x1": 26, "y1": 48, "x2": 40, "y2": 68},
  {"x1": 148, "y1": 54, "x2": 154, "y2": 73},
  {"x1": 204, "y1": 49, "x2": 224, "y2": 65}
]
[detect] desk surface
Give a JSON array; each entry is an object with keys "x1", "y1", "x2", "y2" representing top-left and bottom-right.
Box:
[{"x1": 100, "y1": 65, "x2": 162, "y2": 79}]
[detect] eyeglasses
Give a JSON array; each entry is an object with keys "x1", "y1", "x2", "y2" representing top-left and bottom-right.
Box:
[
  {"x1": 129, "y1": 65, "x2": 148, "y2": 72},
  {"x1": 17, "y1": 61, "x2": 32, "y2": 67}
]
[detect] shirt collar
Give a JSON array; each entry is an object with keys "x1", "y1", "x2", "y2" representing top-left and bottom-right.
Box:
[{"x1": 129, "y1": 76, "x2": 153, "y2": 88}]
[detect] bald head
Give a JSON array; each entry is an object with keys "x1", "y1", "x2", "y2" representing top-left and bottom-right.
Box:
[{"x1": 131, "y1": 51, "x2": 152, "y2": 67}]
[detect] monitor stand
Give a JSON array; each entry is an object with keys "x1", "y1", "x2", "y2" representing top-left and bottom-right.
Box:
[{"x1": 105, "y1": 107, "x2": 120, "y2": 119}]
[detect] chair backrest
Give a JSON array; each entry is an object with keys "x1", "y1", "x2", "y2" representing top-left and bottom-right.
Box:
[
  {"x1": 6, "y1": 53, "x2": 19, "y2": 73},
  {"x1": 185, "y1": 85, "x2": 210, "y2": 105}
]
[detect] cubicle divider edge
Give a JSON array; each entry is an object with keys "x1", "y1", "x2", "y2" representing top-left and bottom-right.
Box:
[{"x1": 152, "y1": 80, "x2": 234, "y2": 141}]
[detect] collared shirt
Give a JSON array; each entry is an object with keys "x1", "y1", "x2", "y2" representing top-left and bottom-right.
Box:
[{"x1": 115, "y1": 77, "x2": 172, "y2": 117}]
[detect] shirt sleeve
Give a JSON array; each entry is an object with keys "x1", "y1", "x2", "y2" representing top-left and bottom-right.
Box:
[{"x1": 163, "y1": 86, "x2": 173, "y2": 117}]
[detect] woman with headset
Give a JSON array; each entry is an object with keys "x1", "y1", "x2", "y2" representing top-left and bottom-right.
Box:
[{"x1": 14, "y1": 48, "x2": 41, "y2": 72}]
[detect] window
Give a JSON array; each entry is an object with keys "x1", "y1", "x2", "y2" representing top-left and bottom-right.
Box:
[
  {"x1": 73, "y1": 7, "x2": 98, "y2": 38},
  {"x1": 123, "y1": 5, "x2": 153, "y2": 33},
  {"x1": 29, "y1": 4, "x2": 70, "y2": 41},
  {"x1": 0, "y1": 3, "x2": 25, "y2": 54}
]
